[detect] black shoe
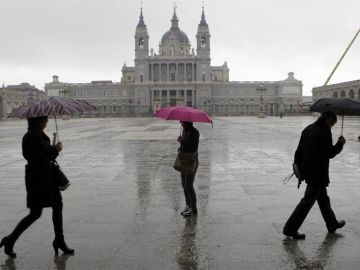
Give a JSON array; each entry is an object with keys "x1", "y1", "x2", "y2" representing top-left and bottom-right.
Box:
[
  {"x1": 180, "y1": 206, "x2": 190, "y2": 216},
  {"x1": 328, "y1": 220, "x2": 346, "y2": 233},
  {"x1": 283, "y1": 231, "x2": 306, "y2": 240},
  {"x1": 183, "y1": 208, "x2": 197, "y2": 217},
  {"x1": 0, "y1": 236, "x2": 16, "y2": 258},
  {"x1": 53, "y1": 239, "x2": 75, "y2": 256}
]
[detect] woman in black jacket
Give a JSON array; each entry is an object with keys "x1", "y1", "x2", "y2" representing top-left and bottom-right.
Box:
[
  {"x1": 177, "y1": 121, "x2": 200, "y2": 217},
  {"x1": 0, "y1": 116, "x2": 74, "y2": 257}
]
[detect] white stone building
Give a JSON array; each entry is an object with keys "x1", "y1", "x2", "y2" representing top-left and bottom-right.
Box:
[
  {"x1": 0, "y1": 83, "x2": 44, "y2": 119},
  {"x1": 45, "y1": 7, "x2": 303, "y2": 116},
  {"x1": 312, "y1": 80, "x2": 360, "y2": 101}
]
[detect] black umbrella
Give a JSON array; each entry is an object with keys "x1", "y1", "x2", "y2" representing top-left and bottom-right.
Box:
[{"x1": 310, "y1": 97, "x2": 360, "y2": 135}]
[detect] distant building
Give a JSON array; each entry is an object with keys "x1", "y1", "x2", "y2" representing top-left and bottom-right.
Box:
[
  {"x1": 312, "y1": 80, "x2": 360, "y2": 101},
  {"x1": 0, "y1": 83, "x2": 44, "y2": 119},
  {"x1": 45, "y1": 7, "x2": 303, "y2": 116}
]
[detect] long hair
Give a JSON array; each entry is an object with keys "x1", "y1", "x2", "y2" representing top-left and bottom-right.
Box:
[{"x1": 27, "y1": 116, "x2": 48, "y2": 130}]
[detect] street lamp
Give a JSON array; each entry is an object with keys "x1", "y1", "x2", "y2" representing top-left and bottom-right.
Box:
[
  {"x1": 256, "y1": 82, "x2": 267, "y2": 118},
  {"x1": 60, "y1": 86, "x2": 71, "y2": 98}
]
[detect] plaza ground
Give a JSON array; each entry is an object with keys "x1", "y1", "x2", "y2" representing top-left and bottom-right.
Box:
[{"x1": 1, "y1": 116, "x2": 360, "y2": 269}]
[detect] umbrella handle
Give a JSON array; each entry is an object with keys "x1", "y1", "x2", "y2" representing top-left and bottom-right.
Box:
[
  {"x1": 54, "y1": 114, "x2": 60, "y2": 143},
  {"x1": 52, "y1": 133, "x2": 57, "y2": 146},
  {"x1": 341, "y1": 110, "x2": 344, "y2": 136},
  {"x1": 340, "y1": 109, "x2": 345, "y2": 136}
]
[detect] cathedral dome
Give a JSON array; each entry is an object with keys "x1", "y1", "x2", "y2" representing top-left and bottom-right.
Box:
[
  {"x1": 161, "y1": 29, "x2": 189, "y2": 44},
  {"x1": 160, "y1": 10, "x2": 189, "y2": 45}
]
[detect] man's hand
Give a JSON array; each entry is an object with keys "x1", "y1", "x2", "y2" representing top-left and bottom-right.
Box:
[
  {"x1": 338, "y1": 136, "x2": 346, "y2": 145},
  {"x1": 293, "y1": 164, "x2": 301, "y2": 179},
  {"x1": 177, "y1": 136, "x2": 183, "y2": 142}
]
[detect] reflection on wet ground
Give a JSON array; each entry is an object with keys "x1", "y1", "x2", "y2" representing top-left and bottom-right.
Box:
[
  {"x1": 176, "y1": 217, "x2": 199, "y2": 270},
  {"x1": 0, "y1": 258, "x2": 16, "y2": 270},
  {"x1": 282, "y1": 233, "x2": 343, "y2": 269},
  {"x1": 54, "y1": 254, "x2": 74, "y2": 270},
  {"x1": 0, "y1": 116, "x2": 360, "y2": 269}
]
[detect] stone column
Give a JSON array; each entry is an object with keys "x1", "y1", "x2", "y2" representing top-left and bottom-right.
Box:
[
  {"x1": 184, "y1": 63, "x2": 187, "y2": 81},
  {"x1": 151, "y1": 64, "x2": 154, "y2": 82},
  {"x1": 166, "y1": 64, "x2": 169, "y2": 82},
  {"x1": 176, "y1": 63, "x2": 179, "y2": 82}
]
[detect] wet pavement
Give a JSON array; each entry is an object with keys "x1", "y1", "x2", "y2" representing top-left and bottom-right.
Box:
[{"x1": 0, "y1": 116, "x2": 360, "y2": 270}]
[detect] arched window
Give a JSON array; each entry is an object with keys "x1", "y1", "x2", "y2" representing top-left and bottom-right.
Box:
[
  {"x1": 349, "y1": 89, "x2": 355, "y2": 98},
  {"x1": 333, "y1": 91, "x2": 338, "y2": 97},
  {"x1": 340, "y1": 90, "x2": 346, "y2": 97}
]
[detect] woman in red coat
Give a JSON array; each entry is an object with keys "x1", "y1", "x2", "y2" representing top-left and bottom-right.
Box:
[{"x1": 0, "y1": 116, "x2": 74, "y2": 257}]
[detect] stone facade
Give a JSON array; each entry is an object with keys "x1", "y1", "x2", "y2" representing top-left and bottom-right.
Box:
[
  {"x1": 0, "y1": 83, "x2": 44, "y2": 119},
  {"x1": 312, "y1": 80, "x2": 360, "y2": 101},
  {"x1": 45, "y1": 7, "x2": 303, "y2": 116}
]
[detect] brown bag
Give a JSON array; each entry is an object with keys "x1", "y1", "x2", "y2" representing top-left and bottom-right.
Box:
[{"x1": 173, "y1": 150, "x2": 199, "y2": 174}]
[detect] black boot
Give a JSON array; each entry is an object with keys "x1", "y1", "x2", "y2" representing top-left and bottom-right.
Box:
[
  {"x1": 53, "y1": 237, "x2": 75, "y2": 256},
  {"x1": 52, "y1": 205, "x2": 74, "y2": 256},
  {"x1": 0, "y1": 236, "x2": 16, "y2": 258}
]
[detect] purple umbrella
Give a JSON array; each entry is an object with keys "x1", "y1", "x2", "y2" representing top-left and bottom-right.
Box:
[{"x1": 9, "y1": 96, "x2": 97, "y2": 141}]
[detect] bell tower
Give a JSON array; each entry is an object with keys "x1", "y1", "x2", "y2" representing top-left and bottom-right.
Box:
[
  {"x1": 196, "y1": 6, "x2": 211, "y2": 83},
  {"x1": 196, "y1": 7, "x2": 210, "y2": 58},
  {"x1": 135, "y1": 8, "x2": 149, "y2": 59}
]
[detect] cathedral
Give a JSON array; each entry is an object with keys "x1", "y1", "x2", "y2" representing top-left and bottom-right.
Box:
[{"x1": 44, "y1": 7, "x2": 303, "y2": 117}]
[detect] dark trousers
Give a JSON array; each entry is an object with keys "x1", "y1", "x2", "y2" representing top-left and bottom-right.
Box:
[
  {"x1": 284, "y1": 185, "x2": 338, "y2": 233},
  {"x1": 7, "y1": 205, "x2": 64, "y2": 245},
  {"x1": 181, "y1": 173, "x2": 197, "y2": 210}
]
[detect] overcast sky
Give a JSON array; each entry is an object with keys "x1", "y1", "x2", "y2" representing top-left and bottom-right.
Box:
[{"x1": 0, "y1": 0, "x2": 359, "y2": 96}]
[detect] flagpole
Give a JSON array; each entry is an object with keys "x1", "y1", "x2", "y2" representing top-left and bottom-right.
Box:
[{"x1": 323, "y1": 28, "x2": 360, "y2": 86}]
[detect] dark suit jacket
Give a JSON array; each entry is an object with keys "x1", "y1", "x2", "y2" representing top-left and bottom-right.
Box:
[
  {"x1": 294, "y1": 119, "x2": 343, "y2": 187},
  {"x1": 22, "y1": 128, "x2": 62, "y2": 208}
]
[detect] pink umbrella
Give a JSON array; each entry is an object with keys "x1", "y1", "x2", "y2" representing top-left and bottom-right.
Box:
[
  {"x1": 8, "y1": 96, "x2": 97, "y2": 141},
  {"x1": 153, "y1": 105, "x2": 212, "y2": 124}
]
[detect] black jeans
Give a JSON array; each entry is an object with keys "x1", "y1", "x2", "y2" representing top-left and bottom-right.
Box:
[
  {"x1": 7, "y1": 204, "x2": 64, "y2": 245},
  {"x1": 284, "y1": 185, "x2": 338, "y2": 233},
  {"x1": 181, "y1": 173, "x2": 197, "y2": 210}
]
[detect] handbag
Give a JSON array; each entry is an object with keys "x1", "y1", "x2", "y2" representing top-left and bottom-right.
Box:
[
  {"x1": 173, "y1": 150, "x2": 199, "y2": 174},
  {"x1": 51, "y1": 161, "x2": 71, "y2": 191}
]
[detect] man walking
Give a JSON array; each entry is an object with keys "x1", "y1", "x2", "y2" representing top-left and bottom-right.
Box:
[{"x1": 283, "y1": 111, "x2": 346, "y2": 239}]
